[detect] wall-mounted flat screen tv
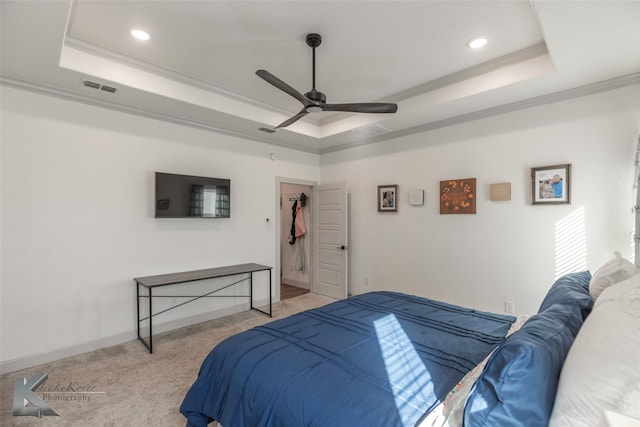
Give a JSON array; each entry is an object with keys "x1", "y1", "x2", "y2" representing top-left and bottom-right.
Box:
[{"x1": 155, "y1": 172, "x2": 230, "y2": 218}]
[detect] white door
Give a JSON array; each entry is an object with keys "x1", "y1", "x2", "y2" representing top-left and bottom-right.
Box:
[{"x1": 313, "y1": 183, "x2": 348, "y2": 299}]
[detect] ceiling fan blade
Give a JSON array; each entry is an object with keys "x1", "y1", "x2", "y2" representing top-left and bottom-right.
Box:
[
  {"x1": 275, "y1": 110, "x2": 309, "y2": 129},
  {"x1": 322, "y1": 102, "x2": 398, "y2": 114},
  {"x1": 256, "y1": 70, "x2": 310, "y2": 106}
]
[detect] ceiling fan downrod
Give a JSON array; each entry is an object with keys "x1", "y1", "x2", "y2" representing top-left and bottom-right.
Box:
[{"x1": 305, "y1": 33, "x2": 325, "y2": 105}]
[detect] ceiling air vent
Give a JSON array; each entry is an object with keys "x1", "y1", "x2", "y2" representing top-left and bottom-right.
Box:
[
  {"x1": 82, "y1": 80, "x2": 101, "y2": 89},
  {"x1": 82, "y1": 79, "x2": 118, "y2": 94}
]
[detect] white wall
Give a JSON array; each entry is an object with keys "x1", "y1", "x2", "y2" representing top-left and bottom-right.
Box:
[
  {"x1": 321, "y1": 85, "x2": 640, "y2": 315},
  {"x1": 0, "y1": 86, "x2": 319, "y2": 372},
  {"x1": 2, "y1": 83, "x2": 638, "y2": 373}
]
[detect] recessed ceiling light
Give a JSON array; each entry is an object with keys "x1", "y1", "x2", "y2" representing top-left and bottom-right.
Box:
[
  {"x1": 467, "y1": 36, "x2": 488, "y2": 49},
  {"x1": 131, "y1": 29, "x2": 150, "y2": 41}
]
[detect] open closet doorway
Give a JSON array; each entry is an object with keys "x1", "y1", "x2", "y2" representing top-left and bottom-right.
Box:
[{"x1": 280, "y1": 181, "x2": 313, "y2": 300}]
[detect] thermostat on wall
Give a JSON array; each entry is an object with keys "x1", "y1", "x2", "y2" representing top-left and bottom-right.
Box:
[{"x1": 409, "y1": 190, "x2": 425, "y2": 206}]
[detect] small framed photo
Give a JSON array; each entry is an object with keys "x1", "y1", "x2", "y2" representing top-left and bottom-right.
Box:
[
  {"x1": 378, "y1": 185, "x2": 397, "y2": 212},
  {"x1": 531, "y1": 164, "x2": 571, "y2": 204}
]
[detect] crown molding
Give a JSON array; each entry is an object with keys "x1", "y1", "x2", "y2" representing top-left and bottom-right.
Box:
[
  {"x1": 63, "y1": 37, "x2": 310, "y2": 122},
  {"x1": 320, "y1": 72, "x2": 640, "y2": 154},
  {"x1": 0, "y1": 76, "x2": 321, "y2": 154},
  {"x1": 3, "y1": 72, "x2": 638, "y2": 156}
]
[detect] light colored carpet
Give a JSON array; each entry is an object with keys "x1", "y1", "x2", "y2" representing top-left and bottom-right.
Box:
[{"x1": 0, "y1": 293, "x2": 334, "y2": 426}]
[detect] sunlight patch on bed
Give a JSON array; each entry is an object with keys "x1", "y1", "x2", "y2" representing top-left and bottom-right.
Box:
[
  {"x1": 555, "y1": 207, "x2": 587, "y2": 278},
  {"x1": 374, "y1": 314, "x2": 434, "y2": 425}
]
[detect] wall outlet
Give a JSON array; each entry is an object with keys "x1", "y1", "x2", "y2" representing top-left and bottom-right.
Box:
[
  {"x1": 364, "y1": 277, "x2": 371, "y2": 287},
  {"x1": 505, "y1": 300, "x2": 515, "y2": 314}
]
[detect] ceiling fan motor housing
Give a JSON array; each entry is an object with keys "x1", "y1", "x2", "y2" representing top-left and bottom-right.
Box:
[{"x1": 305, "y1": 89, "x2": 326, "y2": 103}]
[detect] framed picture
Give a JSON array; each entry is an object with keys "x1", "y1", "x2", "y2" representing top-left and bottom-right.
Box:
[
  {"x1": 531, "y1": 164, "x2": 571, "y2": 204},
  {"x1": 378, "y1": 185, "x2": 397, "y2": 212},
  {"x1": 440, "y1": 178, "x2": 476, "y2": 214}
]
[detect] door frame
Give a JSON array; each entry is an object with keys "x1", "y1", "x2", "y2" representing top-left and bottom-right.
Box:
[{"x1": 275, "y1": 176, "x2": 318, "y2": 302}]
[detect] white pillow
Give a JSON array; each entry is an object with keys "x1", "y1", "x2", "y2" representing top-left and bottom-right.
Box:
[
  {"x1": 589, "y1": 252, "x2": 639, "y2": 300},
  {"x1": 605, "y1": 410, "x2": 640, "y2": 427},
  {"x1": 549, "y1": 273, "x2": 640, "y2": 427}
]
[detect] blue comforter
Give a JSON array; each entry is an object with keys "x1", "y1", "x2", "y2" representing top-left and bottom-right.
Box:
[{"x1": 180, "y1": 291, "x2": 515, "y2": 427}]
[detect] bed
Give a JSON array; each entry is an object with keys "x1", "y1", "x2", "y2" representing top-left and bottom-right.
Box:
[{"x1": 180, "y1": 258, "x2": 640, "y2": 427}]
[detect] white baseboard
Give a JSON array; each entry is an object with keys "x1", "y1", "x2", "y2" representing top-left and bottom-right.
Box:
[
  {"x1": 0, "y1": 297, "x2": 274, "y2": 375},
  {"x1": 0, "y1": 330, "x2": 134, "y2": 376}
]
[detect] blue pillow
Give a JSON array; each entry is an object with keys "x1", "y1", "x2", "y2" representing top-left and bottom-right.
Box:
[
  {"x1": 463, "y1": 302, "x2": 584, "y2": 427},
  {"x1": 538, "y1": 271, "x2": 592, "y2": 319}
]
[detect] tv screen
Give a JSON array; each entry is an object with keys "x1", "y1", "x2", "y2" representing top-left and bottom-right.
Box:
[{"x1": 155, "y1": 172, "x2": 230, "y2": 218}]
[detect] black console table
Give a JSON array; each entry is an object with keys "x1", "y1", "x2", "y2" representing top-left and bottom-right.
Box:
[{"x1": 134, "y1": 263, "x2": 272, "y2": 353}]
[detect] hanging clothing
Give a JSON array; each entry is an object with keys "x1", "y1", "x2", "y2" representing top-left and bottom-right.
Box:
[
  {"x1": 295, "y1": 238, "x2": 305, "y2": 272},
  {"x1": 289, "y1": 200, "x2": 298, "y2": 244},
  {"x1": 289, "y1": 193, "x2": 308, "y2": 245},
  {"x1": 294, "y1": 194, "x2": 307, "y2": 271},
  {"x1": 295, "y1": 202, "x2": 306, "y2": 238}
]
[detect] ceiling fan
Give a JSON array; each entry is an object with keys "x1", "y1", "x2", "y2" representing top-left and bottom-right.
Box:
[{"x1": 256, "y1": 33, "x2": 398, "y2": 129}]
